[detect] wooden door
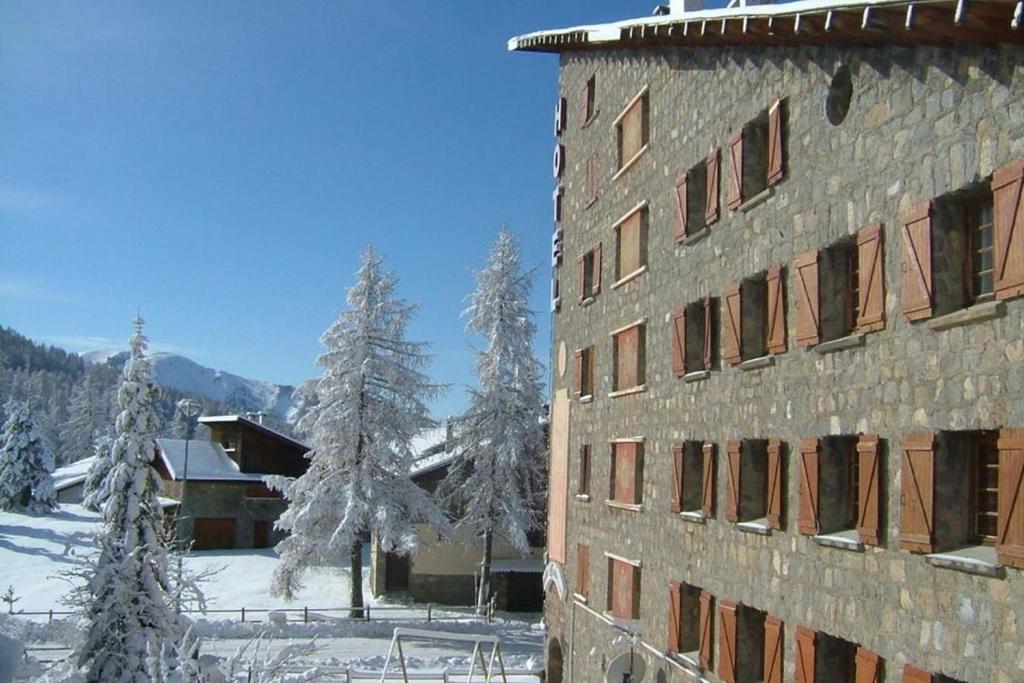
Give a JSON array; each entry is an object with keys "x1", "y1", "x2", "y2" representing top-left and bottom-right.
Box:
[{"x1": 193, "y1": 517, "x2": 236, "y2": 550}]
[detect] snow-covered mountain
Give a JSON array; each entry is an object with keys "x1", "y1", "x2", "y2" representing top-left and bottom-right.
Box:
[{"x1": 82, "y1": 349, "x2": 299, "y2": 423}]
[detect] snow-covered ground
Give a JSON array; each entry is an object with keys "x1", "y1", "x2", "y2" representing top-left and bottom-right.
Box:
[{"x1": 0, "y1": 505, "x2": 543, "y2": 677}]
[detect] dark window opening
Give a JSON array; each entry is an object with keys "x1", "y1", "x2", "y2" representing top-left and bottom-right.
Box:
[
  {"x1": 932, "y1": 183, "x2": 995, "y2": 315},
  {"x1": 740, "y1": 273, "x2": 768, "y2": 361},
  {"x1": 578, "y1": 444, "x2": 592, "y2": 497},
  {"x1": 819, "y1": 436, "x2": 861, "y2": 534}
]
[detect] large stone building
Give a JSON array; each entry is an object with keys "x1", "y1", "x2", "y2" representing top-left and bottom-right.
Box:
[{"x1": 511, "y1": 0, "x2": 1024, "y2": 681}]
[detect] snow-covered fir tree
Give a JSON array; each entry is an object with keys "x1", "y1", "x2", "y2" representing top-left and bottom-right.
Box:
[
  {"x1": 81, "y1": 434, "x2": 114, "y2": 513},
  {"x1": 269, "y1": 246, "x2": 450, "y2": 616},
  {"x1": 0, "y1": 402, "x2": 58, "y2": 513},
  {"x1": 438, "y1": 229, "x2": 547, "y2": 612},
  {"x1": 74, "y1": 316, "x2": 187, "y2": 682},
  {"x1": 61, "y1": 381, "x2": 97, "y2": 466}
]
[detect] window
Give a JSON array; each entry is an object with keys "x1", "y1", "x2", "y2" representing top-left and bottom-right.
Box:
[
  {"x1": 667, "y1": 583, "x2": 709, "y2": 665},
  {"x1": 674, "y1": 148, "x2": 720, "y2": 242},
  {"x1": 608, "y1": 440, "x2": 643, "y2": 507},
  {"x1": 901, "y1": 159, "x2": 1024, "y2": 322},
  {"x1": 722, "y1": 266, "x2": 786, "y2": 365},
  {"x1": 899, "y1": 428, "x2": 1023, "y2": 568},
  {"x1": 606, "y1": 554, "x2": 641, "y2": 620},
  {"x1": 577, "y1": 444, "x2": 592, "y2": 497},
  {"x1": 576, "y1": 543, "x2": 589, "y2": 600},
  {"x1": 797, "y1": 435, "x2": 881, "y2": 545},
  {"x1": 671, "y1": 298, "x2": 715, "y2": 378},
  {"x1": 794, "y1": 628, "x2": 883, "y2": 683},
  {"x1": 245, "y1": 483, "x2": 281, "y2": 499},
  {"x1": 724, "y1": 439, "x2": 784, "y2": 530},
  {"x1": 904, "y1": 665, "x2": 967, "y2": 683},
  {"x1": 573, "y1": 346, "x2": 595, "y2": 400},
  {"x1": 727, "y1": 95, "x2": 784, "y2": 210},
  {"x1": 614, "y1": 87, "x2": 649, "y2": 175},
  {"x1": 577, "y1": 244, "x2": 602, "y2": 303},
  {"x1": 611, "y1": 322, "x2": 645, "y2": 393},
  {"x1": 717, "y1": 603, "x2": 769, "y2": 683},
  {"x1": 580, "y1": 74, "x2": 596, "y2": 126},
  {"x1": 614, "y1": 203, "x2": 648, "y2": 283},
  {"x1": 585, "y1": 153, "x2": 599, "y2": 206},
  {"x1": 794, "y1": 224, "x2": 885, "y2": 348},
  {"x1": 670, "y1": 441, "x2": 715, "y2": 518}
]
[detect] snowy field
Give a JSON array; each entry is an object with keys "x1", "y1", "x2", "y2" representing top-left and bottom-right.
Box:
[{"x1": 0, "y1": 505, "x2": 543, "y2": 678}]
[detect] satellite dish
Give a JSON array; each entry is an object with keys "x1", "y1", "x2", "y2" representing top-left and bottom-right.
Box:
[{"x1": 605, "y1": 651, "x2": 646, "y2": 683}]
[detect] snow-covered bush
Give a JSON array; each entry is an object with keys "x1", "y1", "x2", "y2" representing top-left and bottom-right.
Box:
[
  {"x1": 0, "y1": 402, "x2": 58, "y2": 513},
  {"x1": 80, "y1": 434, "x2": 113, "y2": 512}
]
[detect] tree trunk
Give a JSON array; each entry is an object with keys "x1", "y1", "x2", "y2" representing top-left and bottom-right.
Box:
[
  {"x1": 350, "y1": 540, "x2": 365, "y2": 619},
  {"x1": 476, "y1": 529, "x2": 493, "y2": 616}
]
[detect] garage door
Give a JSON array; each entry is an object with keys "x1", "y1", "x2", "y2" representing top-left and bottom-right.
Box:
[{"x1": 193, "y1": 517, "x2": 236, "y2": 550}]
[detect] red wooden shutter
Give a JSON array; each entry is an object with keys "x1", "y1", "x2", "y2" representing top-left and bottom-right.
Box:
[
  {"x1": 857, "y1": 434, "x2": 882, "y2": 546},
  {"x1": 766, "y1": 263, "x2": 787, "y2": 354},
  {"x1": 703, "y1": 297, "x2": 713, "y2": 370},
  {"x1": 578, "y1": 82, "x2": 589, "y2": 125},
  {"x1": 900, "y1": 202, "x2": 934, "y2": 320},
  {"x1": 585, "y1": 154, "x2": 598, "y2": 204},
  {"x1": 903, "y1": 665, "x2": 933, "y2": 683},
  {"x1": 766, "y1": 438, "x2": 783, "y2": 529},
  {"x1": 992, "y1": 159, "x2": 1024, "y2": 300},
  {"x1": 702, "y1": 442, "x2": 716, "y2": 516},
  {"x1": 794, "y1": 250, "x2": 821, "y2": 348},
  {"x1": 728, "y1": 130, "x2": 743, "y2": 209},
  {"x1": 671, "y1": 308, "x2": 687, "y2": 377},
  {"x1": 997, "y1": 428, "x2": 1024, "y2": 569},
  {"x1": 614, "y1": 442, "x2": 639, "y2": 504},
  {"x1": 573, "y1": 350, "x2": 583, "y2": 400},
  {"x1": 718, "y1": 601, "x2": 738, "y2": 683},
  {"x1": 797, "y1": 437, "x2": 820, "y2": 535},
  {"x1": 698, "y1": 590, "x2": 713, "y2": 670},
  {"x1": 795, "y1": 627, "x2": 816, "y2": 683},
  {"x1": 668, "y1": 581, "x2": 682, "y2": 653},
  {"x1": 577, "y1": 254, "x2": 586, "y2": 304},
  {"x1": 855, "y1": 647, "x2": 881, "y2": 683},
  {"x1": 616, "y1": 326, "x2": 640, "y2": 390},
  {"x1": 856, "y1": 223, "x2": 886, "y2": 332},
  {"x1": 671, "y1": 443, "x2": 684, "y2": 513},
  {"x1": 725, "y1": 439, "x2": 741, "y2": 523},
  {"x1": 767, "y1": 95, "x2": 784, "y2": 186},
  {"x1": 577, "y1": 543, "x2": 589, "y2": 598},
  {"x1": 706, "y1": 147, "x2": 721, "y2": 225},
  {"x1": 763, "y1": 616, "x2": 783, "y2": 683},
  {"x1": 675, "y1": 173, "x2": 689, "y2": 242},
  {"x1": 579, "y1": 444, "x2": 591, "y2": 496},
  {"x1": 611, "y1": 559, "x2": 635, "y2": 619},
  {"x1": 899, "y1": 432, "x2": 935, "y2": 553},
  {"x1": 722, "y1": 282, "x2": 742, "y2": 365},
  {"x1": 593, "y1": 243, "x2": 603, "y2": 295}
]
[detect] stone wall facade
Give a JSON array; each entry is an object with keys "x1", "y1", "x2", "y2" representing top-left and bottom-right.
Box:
[{"x1": 547, "y1": 44, "x2": 1024, "y2": 682}]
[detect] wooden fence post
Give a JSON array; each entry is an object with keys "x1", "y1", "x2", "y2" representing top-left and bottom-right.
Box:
[
  {"x1": 303, "y1": 606, "x2": 308, "y2": 624},
  {"x1": 427, "y1": 604, "x2": 432, "y2": 622},
  {"x1": 240, "y1": 607, "x2": 245, "y2": 622}
]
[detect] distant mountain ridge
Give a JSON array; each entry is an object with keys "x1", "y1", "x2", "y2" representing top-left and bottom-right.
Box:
[{"x1": 82, "y1": 348, "x2": 299, "y2": 423}]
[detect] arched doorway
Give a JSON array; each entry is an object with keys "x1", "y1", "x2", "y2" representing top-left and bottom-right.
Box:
[{"x1": 546, "y1": 637, "x2": 564, "y2": 683}]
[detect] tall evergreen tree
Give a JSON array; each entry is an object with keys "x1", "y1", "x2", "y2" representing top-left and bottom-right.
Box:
[
  {"x1": 0, "y1": 402, "x2": 58, "y2": 513},
  {"x1": 61, "y1": 381, "x2": 96, "y2": 466},
  {"x1": 81, "y1": 433, "x2": 114, "y2": 513},
  {"x1": 75, "y1": 316, "x2": 185, "y2": 681},
  {"x1": 269, "y1": 247, "x2": 449, "y2": 615},
  {"x1": 438, "y1": 229, "x2": 547, "y2": 613}
]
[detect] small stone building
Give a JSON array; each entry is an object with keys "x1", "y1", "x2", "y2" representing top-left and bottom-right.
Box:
[
  {"x1": 512, "y1": 1, "x2": 1024, "y2": 681},
  {"x1": 369, "y1": 425, "x2": 546, "y2": 612},
  {"x1": 155, "y1": 414, "x2": 309, "y2": 550},
  {"x1": 51, "y1": 456, "x2": 95, "y2": 504}
]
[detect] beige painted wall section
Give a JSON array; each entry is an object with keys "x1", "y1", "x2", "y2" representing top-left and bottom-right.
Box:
[
  {"x1": 409, "y1": 524, "x2": 543, "y2": 576},
  {"x1": 547, "y1": 388, "x2": 570, "y2": 564}
]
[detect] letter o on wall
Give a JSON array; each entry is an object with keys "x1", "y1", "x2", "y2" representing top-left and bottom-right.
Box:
[{"x1": 554, "y1": 143, "x2": 565, "y2": 179}]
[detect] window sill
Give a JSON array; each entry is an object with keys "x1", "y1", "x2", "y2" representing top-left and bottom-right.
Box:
[
  {"x1": 584, "y1": 196, "x2": 598, "y2": 211},
  {"x1": 738, "y1": 355, "x2": 774, "y2": 371},
  {"x1": 737, "y1": 519, "x2": 773, "y2": 536},
  {"x1": 575, "y1": 494, "x2": 591, "y2": 503},
  {"x1": 679, "y1": 511, "x2": 708, "y2": 524},
  {"x1": 669, "y1": 651, "x2": 702, "y2": 673},
  {"x1": 611, "y1": 265, "x2": 648, "y2": 289},
  {"x1": 683, "y1": 369, "x2": 710, "y2": 383},
  {"x1": 737, "y1": 186, "x2": 774, "y2": 212},
  {"x1": 813, "y1": 530, "x2": 865, "y2": 552},
  {"x1": 679, "y1": 227, "x2": 710, "y2": 246},
  {"x1": 609, "y1": 385, "x2": 647, "y2": 398},
  {"x1": 612, "y1": 144, "x2": 650, "y2": 182},
  {"x1": 814, "y1": 333, "x2": 865, "y2": 355},
  {"x1": 605, "y1": 500, "x2": 644, "y2": 513},
  {"x1": 573, "y1": 593, "x2": 589, "y2": 604},
  {"x1": 578, "y1": 394, "x2": 594, "y2": 404},
  {"x1": 926, "y1": 546, "x2": 1004, "y2": 578},
  {"x1": 927, "y1": 300, "x2": 1006, "y2": 331},
  {"x1": 580, "y1": 110, "x2": 600, "y2": 130},
  {"x1": 580, "y1": 296, "x2": 596, "y2": 307}
]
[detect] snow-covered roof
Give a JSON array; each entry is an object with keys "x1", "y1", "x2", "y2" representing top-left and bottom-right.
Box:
[
  {"x1": 155, "y1": 438, "x2": 264, "y2": 482},
  {"x1": 509, "y1": 0, "x2": 1023, "y2": 52},
  {"x1": 198, "y1": 414, "x2": 309, "y2": 451},
  {"x1": 491, "y1": 558, "x2": 544, "y2": 574},
  {"x1": 51, "y1": 456, "x2": 97, "y2": 491},
  {"x1": 410, "y1": 425, "x2": 448, "y2": 457}
]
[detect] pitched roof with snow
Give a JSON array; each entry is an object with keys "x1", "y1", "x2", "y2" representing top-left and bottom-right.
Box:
[
  {"x1": 155, "y1": 438, "x2": 264, "y2": 482},
  {"x1": 509, "y1": 0, "x2": 1023, "y2": 53},
  {"x1": 198, "y1": 414, "x2": 309, "y2": 451},
  {"x1": 51, "y1": 456, "x2": 97, "y2": 491}
]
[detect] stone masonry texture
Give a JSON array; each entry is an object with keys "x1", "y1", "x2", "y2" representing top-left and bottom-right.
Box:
[{"x1": 546, "y1": 45, "x2": 1024, "y2": 682}]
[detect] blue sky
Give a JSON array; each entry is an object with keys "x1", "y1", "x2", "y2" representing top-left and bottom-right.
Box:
[{"x1": 0, "y1": 1, "x2": 655, "y2": 417}]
